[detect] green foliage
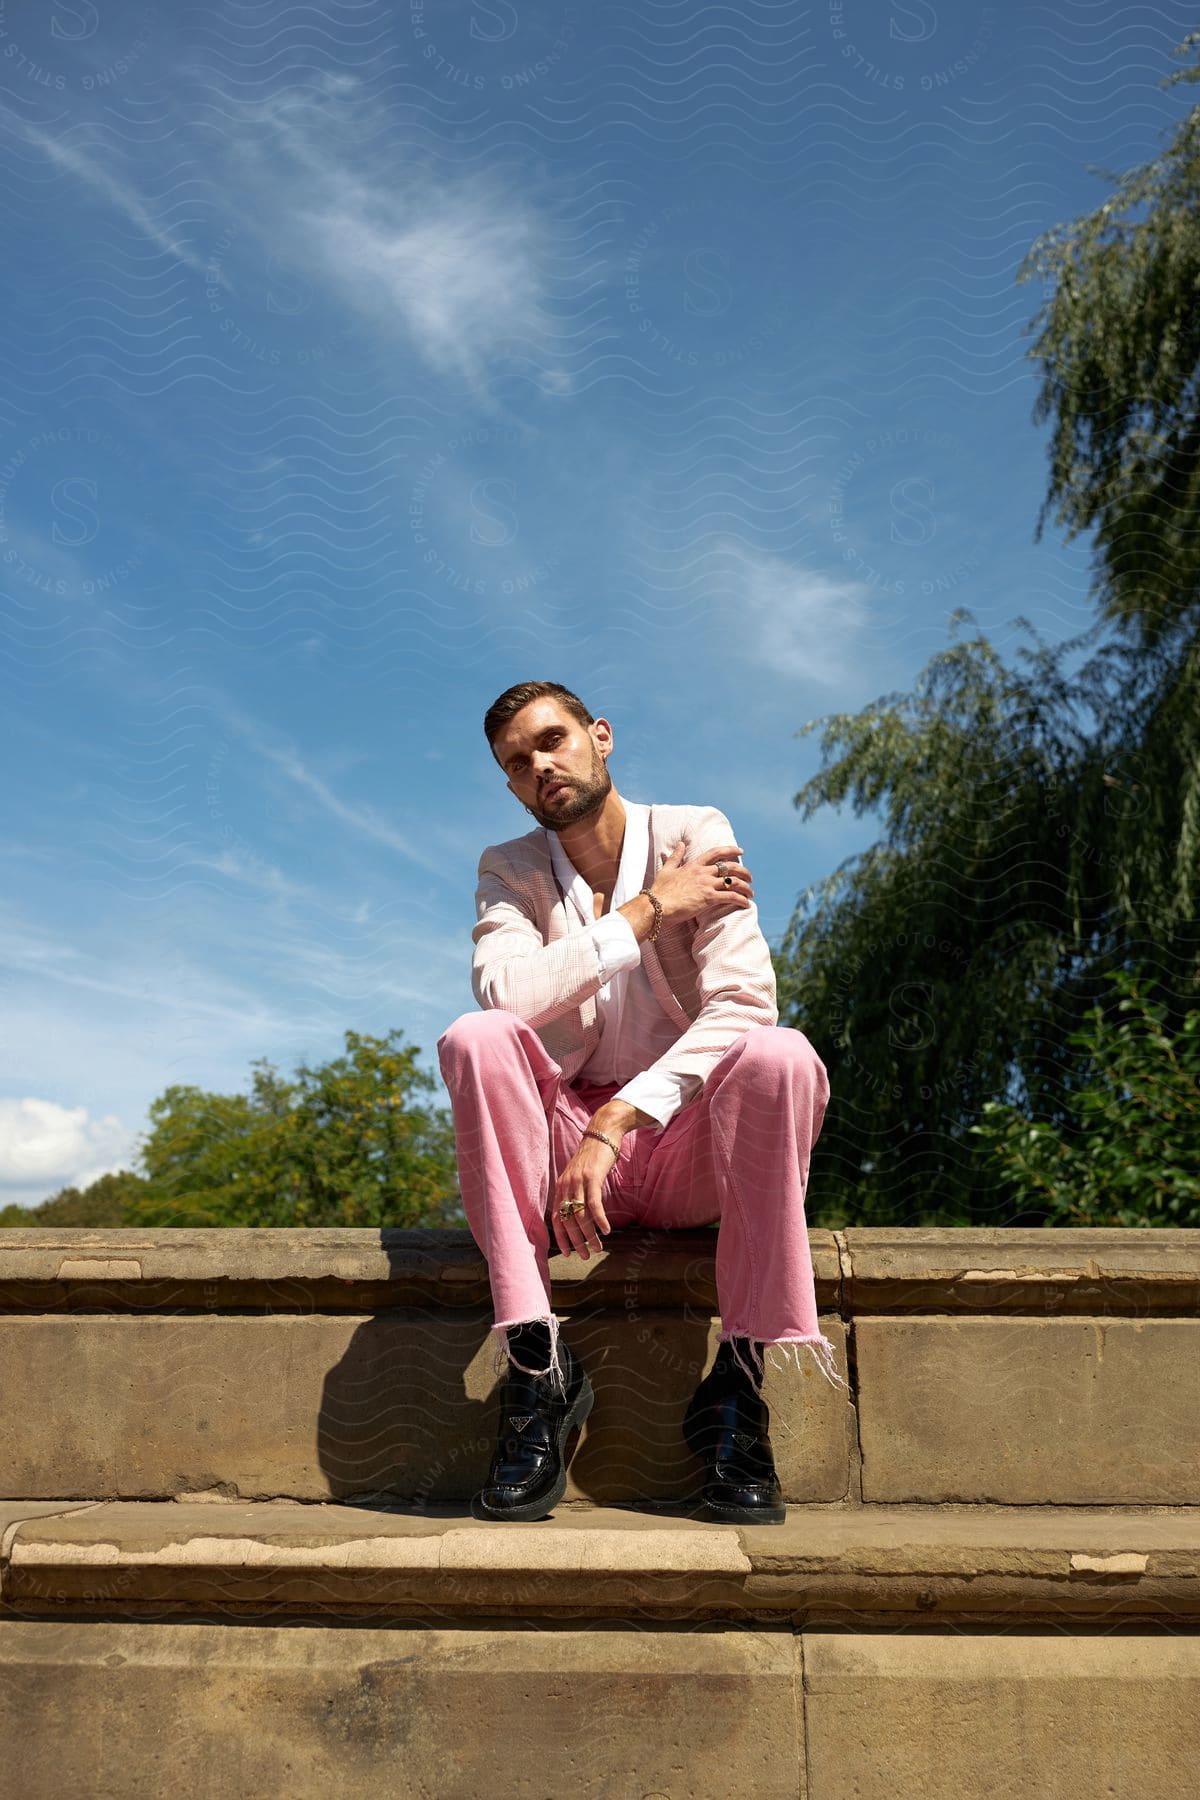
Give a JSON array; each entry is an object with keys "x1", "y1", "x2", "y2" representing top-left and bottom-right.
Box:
[
  {"x1": 124, "y1": 1029, "x2": 463, "y2": 1228},
  {"x1": 970, "y1": 964, "x2": 1200, "y2": 1226},
  {"x1": 774, "y1": 611, "x2": 1151, "y2": 1225},
  {"x1": 776, "y1": 35, "x2": 1200, "y2": 1226},
  {"x1": 1017, "y1": 31, "x2": 1200, "y2": 645},
  {"x1": 0, "y1": 1169, "x2": 148, "y2": 1228}
]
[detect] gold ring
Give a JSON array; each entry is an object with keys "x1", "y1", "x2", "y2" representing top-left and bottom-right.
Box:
[{"x1": 558, "y1": 1199, "x2": 585, "y2": 1219}]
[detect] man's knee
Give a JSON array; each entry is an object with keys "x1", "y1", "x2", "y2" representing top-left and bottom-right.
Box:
[
  {"x1": 437, "y1": 1008, "x2": 523, "y2": 1068},
  {"x1": 732, "y1": 1025, "x2": 828, "y2": 1097}
]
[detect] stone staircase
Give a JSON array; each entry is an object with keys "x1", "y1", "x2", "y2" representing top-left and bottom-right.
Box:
[{"x1": 0, "y1": 1225, "x2": 1197, "y2": 1797}]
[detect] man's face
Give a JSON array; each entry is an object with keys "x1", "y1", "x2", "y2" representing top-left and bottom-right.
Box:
[{"x1": 495, "y1": 699, "x2": 613, "y2": 831}]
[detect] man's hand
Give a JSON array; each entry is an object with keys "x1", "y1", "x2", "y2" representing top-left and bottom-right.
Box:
[
  {"x1": 648, "y1": 841, "x2": 754, "y2": 927},
  {"x1": 551, "y1": 1100, "x2": 654, "y2": 1259}
]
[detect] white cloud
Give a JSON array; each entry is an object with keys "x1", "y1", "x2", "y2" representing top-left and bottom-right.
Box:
[
  {"x1": 3, "y1": 79, "x2": 556, "y2": 398},
  {"x1": 233, "y1": 74, "x2": 553, "y2": 391},
  {"x1": 300, "y1": 170, "x2": 549, "y2": 393},
  {"x1": 0, "y1": 1097, "x2": 135, "y2": 1208},
  {"x1": 718, "y1": 542, "x2": 876, "y2": 690}
]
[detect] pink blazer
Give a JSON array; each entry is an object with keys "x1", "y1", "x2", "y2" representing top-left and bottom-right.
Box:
[{"x1": 470, "y1": 801, "x2": 779, "y2": 1093}]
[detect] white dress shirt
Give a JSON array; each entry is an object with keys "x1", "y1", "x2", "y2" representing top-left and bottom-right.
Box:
[{"x1": 545, "y1": 800, "x2": 702, "y2": 1133}]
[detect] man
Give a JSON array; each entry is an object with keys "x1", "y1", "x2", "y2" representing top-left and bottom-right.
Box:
[{"x1": 437, "y1": 680, "x2": 843, "y2": 1527}]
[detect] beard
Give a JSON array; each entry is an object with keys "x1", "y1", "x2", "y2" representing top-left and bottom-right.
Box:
[{"x1": 528, "y1": 748, "x2": 612, "y2": 830}]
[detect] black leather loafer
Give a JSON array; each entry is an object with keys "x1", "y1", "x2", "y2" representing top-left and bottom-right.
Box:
[
  {"x1": 471, "y1": 1336, "x2": 593, "y2": 1522},
  {"x1": 682, "y1": 1351, "x2": 786, "y2": 1526}
]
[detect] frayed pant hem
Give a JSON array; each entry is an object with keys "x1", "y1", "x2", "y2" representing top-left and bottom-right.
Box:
[
  {"x1": 717, "y1": 1329, "x2": 848, "y2": 1395},
  {"x1": 491, "y1": 1312, "x2": 566, "y2": 1398}
]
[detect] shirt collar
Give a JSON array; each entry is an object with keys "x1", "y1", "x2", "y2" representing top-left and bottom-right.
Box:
[{"x1": 546, "y1": 800, "x2": 649, "y2": 926}]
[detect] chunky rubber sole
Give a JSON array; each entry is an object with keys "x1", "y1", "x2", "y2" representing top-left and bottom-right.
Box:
[
  {"x1": 682, "y1": 1404, "x2": 786, "y2": 1525},
  {"x1": 699, "y1": 1494, "x2": 786, "y2": 1526},
  {"x1": 470, "y1": 1371, "x2": 594, "y2": 1523}
]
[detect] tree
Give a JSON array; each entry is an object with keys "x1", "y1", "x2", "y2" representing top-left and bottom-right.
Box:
[
  {"x1": 124, "y1": 1029, "x2": 463, "y2": 1228},
  {"x1": 1016, "y1": 31, "x2": 1200, "y2": 646},
  {"x1": 774, "y1": 612, "x2": 1134, "y2": 1225},
  {"x1": 0, "y1": 1169, "x2": 148, "y2": 1228},
  {"x1": 1014, "y1": 26, "x2": 1200, "y2": 959},
  {"x1": 775, "y1": 34, "x2": 1200, "y2": 1226},
  {"x1": 970, "y1": 963, "x2": 1200, "y2": 1226}
]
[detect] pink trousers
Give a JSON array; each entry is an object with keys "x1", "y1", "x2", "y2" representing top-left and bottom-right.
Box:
[{"x1": 436, "y1": 1009, "x2": 847, "y2": 1396}]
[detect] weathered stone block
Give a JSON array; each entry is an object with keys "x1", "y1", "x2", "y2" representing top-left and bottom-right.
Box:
[
  {"x1": 856, "y1": 1317, "x2": 1200, "y2": 1503},
  {"x1": 803, "y1": 1632, "x2": 1200, "y2": 1799},
  {"x1": 0, "y1": 1620, "x2": 803, "y2": 1799}
]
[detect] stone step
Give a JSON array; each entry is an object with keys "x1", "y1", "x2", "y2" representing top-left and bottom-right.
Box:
[
  {"x1": 2, "y1": 1226, "x2": 1199, "y2": 1508},
  {"x1": 3, "y1": 1497, "x2": 1198, "y2": 1626}
]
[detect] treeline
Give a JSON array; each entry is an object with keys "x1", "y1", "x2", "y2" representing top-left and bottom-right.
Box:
[{"x1": 1, "y1": 1031, "x2": 464, "y2": 1230}]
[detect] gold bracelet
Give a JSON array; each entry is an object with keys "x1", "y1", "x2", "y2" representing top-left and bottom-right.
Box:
[
  {"x1": 638, "y1": 887, "x2": 663, "y2": 942},
  {"x1": 582, "y1": 1128, "x2": 620, "y2": 1162}
]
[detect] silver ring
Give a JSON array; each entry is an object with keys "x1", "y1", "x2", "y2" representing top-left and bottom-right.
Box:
[{"x1": 716, "y1": 861, "x2": 726, "y2": 878}]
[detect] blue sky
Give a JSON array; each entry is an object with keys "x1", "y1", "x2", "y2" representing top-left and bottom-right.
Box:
[{"x1": 1, "y1": 1, "x2": 1195, "y2": 1205}]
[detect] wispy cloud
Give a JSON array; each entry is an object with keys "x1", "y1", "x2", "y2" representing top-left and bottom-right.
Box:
[
  {"x1": 219, "y1": 702, "x2": 444, "y2": 875},
  {"x1": 298, "y1": 168, "x2": 550, "y2": 393},
  {"x1": 5, "y1": 76, "x2": 555, "y2": 397},
  {"x1": 717, "y1": 542, "x2": 877, "y2": 691},
  {"x1": 2, "y1": 111, "x2": 211, "y2": 275}
]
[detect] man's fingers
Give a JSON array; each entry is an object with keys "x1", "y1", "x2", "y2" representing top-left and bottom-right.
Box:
[
  {"x1": 566, "y1": 1208, "x2": 592, "y2": 1260},
  {"x1": 588, "y1": 1184, "x2": 611, "y2": 1235},
  {"x1": 562, "y1": 1201, "x2": 607, "y2": 1259},
  {"x1": 552, "y1": 1187, "x2": 578, "y2": 1256}
]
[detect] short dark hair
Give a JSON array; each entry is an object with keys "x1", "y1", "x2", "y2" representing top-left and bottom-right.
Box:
[{"x1": 483, "y1": 681, "x2": 595, "y2": 763}]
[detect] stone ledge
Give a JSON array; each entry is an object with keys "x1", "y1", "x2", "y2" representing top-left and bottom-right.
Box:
[
  {"x1": 0, "y1": 1227, "x2": 1196, "y2": 1315},
  {"x1": 842, "y1": 1227, "x2": 1200, "y2": 1313},
  {"x1": 3, "y1": 1499, "x2": 1198, "y2": 1626},
  {"x1": 0, "y1": 1226, "x2": 752, "y2": 1311}
]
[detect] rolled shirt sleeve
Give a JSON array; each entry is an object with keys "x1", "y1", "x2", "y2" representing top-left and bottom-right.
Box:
[
  {"x1": 590, "y1": 909, "x2": 642, "y2": 982},
  {"x1": 612, "y1": 1068, "x2": 702, "y2": 1135}
]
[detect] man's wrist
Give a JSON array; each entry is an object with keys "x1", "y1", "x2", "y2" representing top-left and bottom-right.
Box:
[
  {"x1": 615, "y1": 891, "x2": 657, "y2": 944},
  {"x1": 591, "y1": 1098, "x2": 654, "y2": 1135}
]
